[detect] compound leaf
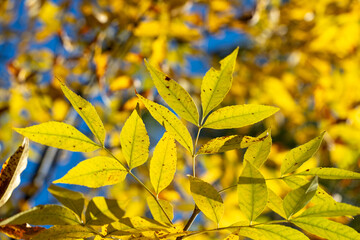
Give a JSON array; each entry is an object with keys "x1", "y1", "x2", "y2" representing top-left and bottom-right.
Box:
[
  {"x1": 60, "y1": 81, "x2": 106, "y2": 146},
  {"x1": 137, "y1": 94, "x2": 193, "y2": 153},
  {"x1": 14, "y1": 121, "x2": 100, "y2": 152},
  {"x1": 85, "y1": 196, "x2": 125, "y2": 225},
  {"x1": 54, "y1": 156, "x2": 127, "y2": 188},
  {"x1": 146, "y1": 61, "x2": 199, "y2": 126},
  {"x1": 281, "y1": 132, "x2": 325, "y2": 175},
  {"x1": 120, "y1": 106, "x2": 150, "y2": 169},
  {"x1": 198, "y1": 135, "x2": 242, "y2": 155},
  {"x1": 203, "y1": 105, "x2": 279, "y2": 130},
  {"x1": 237, "y1": 161, "x2": 268, "y2": 222},
  {"x1": 201, "y1": 47, "x2": 238, "y2": 118},
  {"x1": 150, "y1": 132, "x2": 177, "y2": 195},
  {"x1": 189, "y1": 176, "x2": 224, "y2": 224}
]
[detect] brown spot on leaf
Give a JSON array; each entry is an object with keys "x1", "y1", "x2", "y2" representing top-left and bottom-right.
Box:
[{"x1": 165, "y1": 76, "x2": 171, "y2": 81}]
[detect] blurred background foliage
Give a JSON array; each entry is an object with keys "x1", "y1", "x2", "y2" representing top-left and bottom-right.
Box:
[{"x1": 0, "y1": 0, "x2": 359, "y2": 239}]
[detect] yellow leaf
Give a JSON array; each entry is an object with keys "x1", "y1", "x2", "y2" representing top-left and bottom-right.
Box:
[
  {"x1": 243, "y1": 129, "x2": 272, "y2": 168},
  {"x1": 137, "y1": 94, "x2": 193, "y2": 153},
  {"x1": 146, "y1": 197, "x2": 174, "y2": 224},
  {"x1": 54, "y1": 156, "x2": 127, "y2": 188},
  {"x1": 14, "y1": 121, "x2": 100, "y2": 152},
  {"x1": 120, "y1": 106, "x2": 150, "y2": 169},
  {"x1": 59, "y1": 81, "x2": 106, "y2": 146},
  {"x1": 150, "y1": 132, "x2": 177, "y2": 194},
  {"x1": 110, "y1": 76, "x2": 132, "y2": 91},
  {"x1": 198, "y1": 135, "x2": 242, "y2": 155},
  {"x1": 145, "y1": 60, "x2": 199, "y2": 126}
]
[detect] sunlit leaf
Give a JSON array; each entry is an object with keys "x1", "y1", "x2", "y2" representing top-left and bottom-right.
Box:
[
  {"x1": 107, "y1": 217, "x2": 168, "y2": 236},
  {"x1": 298, "y1": 201, "x2": 360, "y2": 218},
  {"x1": 146, "y1": 197, "x2": 173, "y2": 225},
  {"x1": 137, "y1": 94, "x2": 193, "y2": 153},
  {"x1": 283, "y1": 176, "x2": 318, "y2": 219},
  {"x1": 54, "y1": 156, "x2": 127, "y2": 188},
  {"x1": 198, "y1": 135, "x2": 242, "y2": 155},
  {"x1": 0, "y1": 224, "x2": 45, "y2": 239},
  {"x1": 189, "y1": 176, "x2": 224, "y2": 224},
  {"x1": 32, "y1": 225, "x2": 95, "y2": 240},
  {"x1": 281, "y1": 132, "x2": 325, "y2": 175},
  {"x1": 0, "y1": 205, "x2": 81, "y2": 226},
  {"x1": 120, "y1": 106, "x2": 150, "y2": 169},
  {"x1": 201, "y1": 47, "x2": 238, "y2": 118},
  {"x1": 85, "y1": 196, "x2": 125, "y2": 225},
  {"x1": 291, "y1": 217, "x2": 360, "y2": 240},
  {"x1": 296, "y1": 167, "x2": 360, "y2": 179},
  {"x1": 150, "y1": 132, "x2": 177, "y2": 195},
  {"x1": 145, "y1": 60, "x2": 199, "y2": 126},
  {"x1": 238, "y1": 224, "x2": 309, "y2": 240},
  {"x1": 48, "y1": 185, "x2": 85, "y2": 218},
  {"x1": 59, "y1": 81, "x2": 106, "y2": 146},
  {"x1": 0, "y1": 138, "x2": 29, "y2": 208},
  {"x1": 240, "y1": 130, "x2": 270, "y2": 148},
  {"x1": 203, "y1": 105, "x2": 279, "y2": 129},
  {"x1": 244, "y1": 129, "x2": 272, "y2": 168},
  {"x1": 237, "y1": 161, "x2": 268, "y2": 222},
  {"x1": 267, "y1": 188, "x2": 286, "y2": 219},
  {"x1": 14, "y1": 121, "x2": 101, "y2": 152}
]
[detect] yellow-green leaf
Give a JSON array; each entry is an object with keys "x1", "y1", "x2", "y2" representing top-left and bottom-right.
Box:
[
  {"x1": 198, "y1": 135, "x2": 242, "y2": 155},
  {"x1": 283, "y1": 176, "x2": 318, "y2": 219},
  {"x1": 298, "y1": 201, "x2": 360, "y2": 218},
  {"x1": 291, "y1": 217, "x2": 360, "y2": 240},
  {"x1": 201, "y1": 47, "x2": 238, "y2": 118},
  {"x1": 267, "y1": 188, "x2": 286, "y2": 219},
  {"x1": 48, "y1": 185, "x2": 85, "y2": 218},
  {"x1": 120, "y1": 106, "x2": 150, "y2": 169},
  {"x1": 237, "y1": 161, "x2": 268, "y2": 222},
  {"x1": 244, "y1": 129, "x2": 272, "y2": 168},
  {"x1": 0, "y1": 138, "x2": 29, "y2": 208},
  {"x1": 59, "y1": 81, "x2": 106, "y2": 146},
  {"x1": 203, "y1": 105, "x2": 279, "y2": 130},
  {"x1": 0, "y1": 205, "x2": 81, "y2": 226},
  {"x1": 32, "y1": 225, "x2": 95, "y2": 240},
  {"x1": 238, "y1": 224, "x2": 309, "y2": 240},
  {"x1": 85, "y1": 196, "x2": 125, "y2": 225},
  {"x1": 146, "y1": 197, "x2": 173, "y2": 225},
  {"x1": 54, "y1": 156, "x2": 127, "y2": 188},
  {"x1": 137, "y1": 94, "x2": 193, "y2": 153},
  {"x1": 14, "y1": 121, "x2": 100, "y2": 152},
  {"x1": 281, "y1": 132, "x2": 325, "y2": 175},
  {"x1": 189, "y1": 176, "x2": 224, "y2": 224},
  {"x1": 297, "y1": 167, "x2": 360, "y2": 179},
  {"x1": 150, "y1": 132, "x2": 177, "y2": 195},
  {"x1": 145, "y1": 61, "x2": 199, "y2": 126},
  {"x1": 241, "y1": 130, "x2": 270, "y2": 148}
]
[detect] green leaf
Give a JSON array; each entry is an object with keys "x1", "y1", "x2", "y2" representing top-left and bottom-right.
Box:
[
  {"x1": 298, "y1": 201, "x2": 360, "y2": 218},
  {"x1": 0, "y1": 205, "x2": 81, "y2": 226},
  {"x1": 283, "y1": 176, "x2": 335, "y2": 204},
  {"x1": 237, "y1": 161, "x2": 268, "y2": 222},
  {"x1": 201, "y1": 47, "x2": 238, "y2": 118},
  {"x1": 107, "y1": 217, "x2": 167, "y2": 236},
  {"x1": 145, "y1": 60, "x2": 199, "y2": 126},
  {"x1": 85, "y1": 196, "x2": 125, "y2": 225},
  {"x1": 54, "y1": 156, "x2": 127, "y2": 188},
  {"x1": 14, "y1": 121, "x2": 100, "y2": 152},
  {"x1": 283, "y1": 176, "x2": 318, "y2": 219},
  {"x1": 137, "y1": 94, "x2": 193, "y2": 153},
  {"x1": 106, "y1": 218, "x2": 135, "y2": 236},
  {"x1": 146, "y1": 197, "x2": 173, "y2": 224},
  {"x1": 60, "y1": 81, "x2": 106, "y2": 146},
  {"x1": 120, "y1": 106, "x2": 150, "y2": 169},
  {"x1": 203, "y1": 105, "x2": 279, "y2": 130},
  {"x1": 32, "y1": 225, "x2": 95, "y2": 240},
  {"x1": 291, "y1": 217, "x2": 360, "y2": 240},
  {"x1": 244, "y1": 129, "x2": 272, "y2": 168},
  {"x1": 189, "y1": 176, "x2": 224, "y2": 224},
  {"x1": 150, "y1": 132, "x2": 177, "y2": 195},
  {"x1": 197, "y1": 135, "x2": 242, "y2": 155},
  {"x1": 238, "y1": 224, "x2": 310, "y2": 240},
  {"x1": 267, "y1": 188, "x2": 286, "y2": 219},
  {"x1": 241, "y1": 130, "x2": 270, "y2": 148},
  {"x1": 0, "y1": 138, "x2": 29, "y2": 208},
  {"x1": 296, "y1": 167, "x2": 360, "y2": 179},
  {"x1": 48, "y1": 185, "x2": 85, "y2": 218},
  {"x1": 281, "y1": 132, "x2": 325, "y2": 175}
]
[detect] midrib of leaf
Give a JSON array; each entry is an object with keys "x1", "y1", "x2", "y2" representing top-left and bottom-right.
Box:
[
  {"x1": 129, "y1": 114, "x2": 139, "y2": 168},
  {"x1": 61, "y1": 168, "x2": 126, "y2": 179},
  {"x1": 155, "y1": 138, "x2": 171, "y2": 193},
  {"x1": 65, "y1": 89, "x2": 103, "y2": 146},
  {"x1": 202, "y1": 58, "x2": 232, "y2": 119}
]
